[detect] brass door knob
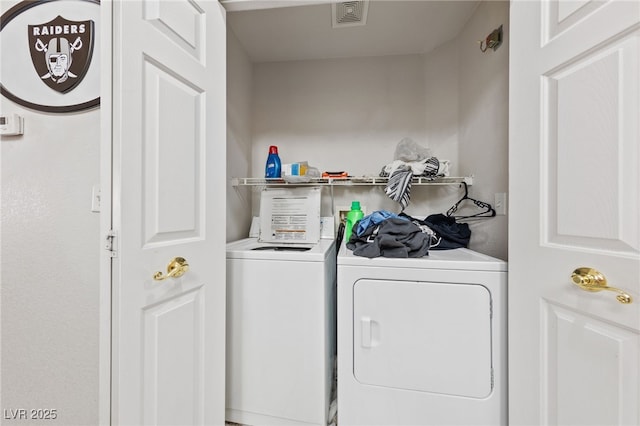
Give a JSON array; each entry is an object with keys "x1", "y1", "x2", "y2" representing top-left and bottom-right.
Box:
[
  {"x1": 570, "y1": 267, "x2": 632, "y2": 304},
  {"x1": 153, "y1": 257, "x2": 189, "y2": 281}
]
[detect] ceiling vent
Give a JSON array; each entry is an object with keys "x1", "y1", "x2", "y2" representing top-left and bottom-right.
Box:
[{"x1": 332, "y1": 1, "x2": 369, "y2": 28}]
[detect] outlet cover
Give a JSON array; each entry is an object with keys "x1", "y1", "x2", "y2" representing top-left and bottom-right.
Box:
[{"x1": 494, "y1": 193, "x2": 507, "y2": 215}]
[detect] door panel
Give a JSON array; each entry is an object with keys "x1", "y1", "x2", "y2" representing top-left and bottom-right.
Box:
[
  {"x1": 143, "y1": 288, "x2": 205, "y2": 425},
  {"x1": 111, "y1": 1, "x2": 226, "y2": 425},
  {"x1": 543, "y1": 34, "x2": 639, "y2": 254},
  {"x1": 144, "y1": 0, "x2": 205, "y2": 62},
  {"x1": 545, "y1": 0, "x2": 607, "y2": 42},
  {"x1": 541, "y1": 302, "x2": 639, "y2": 425},
  {"x1": 509, "y1": 0, "x2": 640, "y2": 425},
  {"x1": 143, "y1": 57, "x2": 204, "y2": 245}
]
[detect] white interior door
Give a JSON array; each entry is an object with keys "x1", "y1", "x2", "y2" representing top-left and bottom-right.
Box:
[
  {"x1": 110, "y1": 1, "x2": 226, "y2": 424},
  {"x1": 509, "y1": 1, "x2": 640, "y2": 425}
]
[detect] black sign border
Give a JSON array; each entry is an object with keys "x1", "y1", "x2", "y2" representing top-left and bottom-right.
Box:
[{"x1": 0, "y1": 0, "x2": 100, "y2": 113}]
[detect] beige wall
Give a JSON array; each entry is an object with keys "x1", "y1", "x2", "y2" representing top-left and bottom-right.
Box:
[
  {"x1": 1, "y1": 4, "x2": 100, "y2": 424},
  {"x1": 230, "y1": 0, "x2": 510, "y2": 259},
  {"x1": 226, "y1": 28, "x2": 254, "y2": 242},
  {"x1": 457, "y1": 0, "x2": 510, "y2": 260},
  {"x1": 250, "y1": 54, "x2": 442, "y2": 220}
]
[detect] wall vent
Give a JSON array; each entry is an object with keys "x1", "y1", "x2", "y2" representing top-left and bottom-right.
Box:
[{"x1": 332, "y1": 1, "x2": 369, "y2": 28}]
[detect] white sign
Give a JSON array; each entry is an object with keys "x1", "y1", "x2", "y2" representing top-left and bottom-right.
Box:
[{"x1": 259, "y1": 187, "x2": 322, "y2": 244}]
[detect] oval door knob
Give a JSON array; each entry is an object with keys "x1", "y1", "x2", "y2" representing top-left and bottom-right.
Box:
[
  {"x1": 570, "y1": 267, "x2": 632, "y2": 304},
  {"x1": 153, "y1": 257, "x2": 189, "y2": 281},
  {"x1": 571, "y1": 267, "x2": 606, "y2": 288}
]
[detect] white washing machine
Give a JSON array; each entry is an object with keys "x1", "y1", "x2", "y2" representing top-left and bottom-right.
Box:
[
  {"x1": 337, "y1": 244, "x2": 507, "y2": 426},
  {"x1": 226, "y1": 237, "x2": 336, "y2": 426}
]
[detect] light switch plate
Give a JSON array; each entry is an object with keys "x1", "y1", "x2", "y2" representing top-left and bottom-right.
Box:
[
  {"x1": 91, "y1": 184, "x2": 101, "y2": 212},
  {"x1": 494, "y1": 193, "x2": 507, "y2": 215}
]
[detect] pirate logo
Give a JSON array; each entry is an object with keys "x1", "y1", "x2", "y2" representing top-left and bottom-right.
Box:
[{"x1": 28, "y1": 15, "x2": 94, "y2": 93}]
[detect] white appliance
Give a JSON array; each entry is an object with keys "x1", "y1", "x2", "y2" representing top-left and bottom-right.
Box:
[
  {"x1": 226, "y1": 188, "x2": 336, "y2": 426},
  {"x1": 337, "y1": 244, "x2": 507, "y2": 425}
]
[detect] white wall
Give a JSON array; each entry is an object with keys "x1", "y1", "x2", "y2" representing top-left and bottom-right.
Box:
[
  {"x1": 457, "y1": 0, "x2": 510, "y2": 260},
  {"x1": 0, "y1": 90, "x2": 100, "y2": 426},
  {"x1": 0, "y1": 2, "x2": 100, "y2": 424},
  {"x1": 226, "y1": 29, "x2": 253, "y2": 242}
]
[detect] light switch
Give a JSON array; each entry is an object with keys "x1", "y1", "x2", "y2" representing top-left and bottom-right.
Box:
[{"x1": 91, "y1": 184, "x2": 101, "y2": 212}]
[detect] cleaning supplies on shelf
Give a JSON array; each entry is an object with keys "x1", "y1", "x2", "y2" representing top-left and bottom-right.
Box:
[
  {"x1": 344, "y1": 201, "x2": 364, "y2": 242},
  {"x1": 265, "y1": 145, "x2": 282, "y2": 178},
  {"x1": 282, "y1": 161, "x2": 308, "y2": 176}
]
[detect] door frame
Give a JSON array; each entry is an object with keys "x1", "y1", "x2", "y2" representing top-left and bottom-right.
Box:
[
  {"x1": 98, "y1": 0, "x2": 112, "y2": 424},
  {"x1": 97, "y1": 1, "x2": 514, "y2": 425}
]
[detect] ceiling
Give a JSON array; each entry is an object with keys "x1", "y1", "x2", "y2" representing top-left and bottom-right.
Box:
[{"x1": 226, "y1": 1, "x2": 480, "y2": 63}]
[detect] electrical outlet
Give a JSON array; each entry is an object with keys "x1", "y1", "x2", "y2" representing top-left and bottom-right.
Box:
[{"x1": 494, "y1": 193, "x2": 507, "y2": 216}]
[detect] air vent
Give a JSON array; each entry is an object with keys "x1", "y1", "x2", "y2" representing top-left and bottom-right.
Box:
[{"x1": 332, "y1": 0, "x2": 369, "y2": 28}]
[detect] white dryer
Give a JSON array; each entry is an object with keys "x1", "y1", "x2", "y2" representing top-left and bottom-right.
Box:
[{"x1": 337, "y1": 245, "x2": 507, "y2": 426}]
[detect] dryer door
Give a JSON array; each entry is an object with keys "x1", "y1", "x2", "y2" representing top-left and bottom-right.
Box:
[{"x1": 353, "y1": 279, "x2": 493, "y2": 398}]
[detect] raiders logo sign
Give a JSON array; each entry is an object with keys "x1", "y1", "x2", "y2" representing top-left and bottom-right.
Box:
[
  {"x1": 0, "y1": 0, "x2": 100, "y2": 113},
  {"x1": 28, "y1": 15, "x2": 95, "y2": 94}
]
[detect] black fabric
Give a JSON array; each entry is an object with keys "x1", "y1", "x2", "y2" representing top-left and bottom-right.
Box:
[
  {"x1": 422, "y1": 157, "x2": 440, "y2": 175},
  {"x1": 347, "y1": 217, "x2": 430, "y2": 258},
  {"x1": 400, "y1": 213, "x2": 471, "y2": 250}
]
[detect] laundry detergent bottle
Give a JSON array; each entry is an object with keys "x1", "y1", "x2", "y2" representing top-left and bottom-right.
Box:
[
  {"x1": 344, "y1": 201, "x2": 364, "y2": 243},
  {"x1": 265, "y1": 145, "x2": 282, "y2": 178}
]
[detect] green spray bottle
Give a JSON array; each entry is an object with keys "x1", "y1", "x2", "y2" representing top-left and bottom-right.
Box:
[{"x1": 344, "y1": 201, "x2": 364, "y2": 243}]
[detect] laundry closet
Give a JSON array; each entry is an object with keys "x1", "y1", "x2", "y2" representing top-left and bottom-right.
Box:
[
  {"x1": 225, "y1": 0, "x2": 509, "y2": 261},
  {"x1": 223, "y1": 2, "x2": 509, "y2": 425}
]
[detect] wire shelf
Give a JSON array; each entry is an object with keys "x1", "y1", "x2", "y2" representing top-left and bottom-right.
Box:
[{"x1": 231, "y1": 176, "x2": 473, "y2": 187}]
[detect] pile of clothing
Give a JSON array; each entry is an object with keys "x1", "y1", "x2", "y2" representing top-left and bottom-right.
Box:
[{"x1": 347, "y1": 210, "x2": 471, "y2": 258}]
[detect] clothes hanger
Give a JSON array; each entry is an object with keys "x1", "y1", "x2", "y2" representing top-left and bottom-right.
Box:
[{"x1": 445, "y1": 182, "x2": 496, "y2": 219}]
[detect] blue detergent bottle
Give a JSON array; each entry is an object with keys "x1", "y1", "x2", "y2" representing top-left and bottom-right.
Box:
[
  {"x1": 265, "y1": 145, "x2": 282, "y2": 178},
  {"x1": 344, "y1": 201, "x2": 364, "y2": 242}
]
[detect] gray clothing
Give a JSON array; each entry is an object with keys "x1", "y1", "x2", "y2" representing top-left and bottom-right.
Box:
[{"x1": 347, "y1": 217, "x2": 430, "y2": 258}]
